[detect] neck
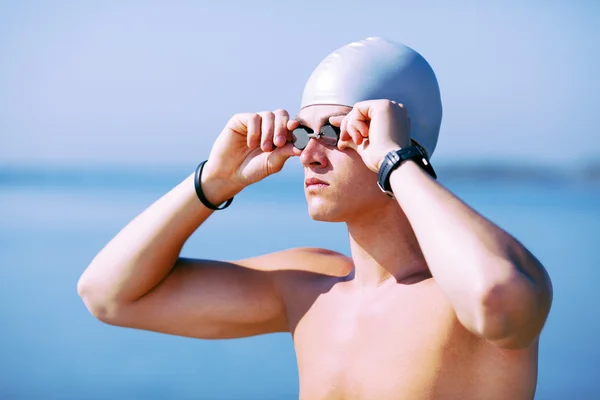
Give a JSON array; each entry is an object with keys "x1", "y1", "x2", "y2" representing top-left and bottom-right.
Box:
[{"x1": 345, "y1": 202, "x2": 429, "y2": 288}]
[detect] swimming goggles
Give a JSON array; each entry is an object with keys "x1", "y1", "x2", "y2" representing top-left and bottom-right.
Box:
[{"x1": 292, "y1": 123, "x2": 340, "y2": 150}]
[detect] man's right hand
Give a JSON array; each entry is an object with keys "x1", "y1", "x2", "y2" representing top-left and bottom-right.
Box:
[{"x1": 200, "y1": 109, "x2": 302, "y2": 205}]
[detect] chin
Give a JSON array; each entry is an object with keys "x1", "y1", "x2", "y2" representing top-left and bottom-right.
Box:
[
  {"x1": 309, "y1": 211, "x2": 345, "y2": 223},
  {"x1": 306, "y1": 199, "x2": 346, "y2": 223}
]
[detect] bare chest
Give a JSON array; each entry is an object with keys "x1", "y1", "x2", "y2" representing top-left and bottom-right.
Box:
[{"x1": 290, "y1": 283, "x2": 483, "y2": 400}]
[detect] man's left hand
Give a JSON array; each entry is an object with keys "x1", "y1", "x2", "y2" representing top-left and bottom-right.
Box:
[{"x1": 329, "y1": 99, "x2": 411, "y2": 173}]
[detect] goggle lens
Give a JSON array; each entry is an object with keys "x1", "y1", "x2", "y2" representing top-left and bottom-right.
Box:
[{"x1": 292, "y1": 124, "x2": 340, "y2": 150}]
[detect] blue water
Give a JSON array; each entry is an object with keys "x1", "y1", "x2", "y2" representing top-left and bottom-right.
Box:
[{"x1": 1, "y1": 169, "x2": 599, "y2": 400}]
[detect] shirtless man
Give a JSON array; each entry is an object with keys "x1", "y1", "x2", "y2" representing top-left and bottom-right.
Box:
[{"x1": 78, "y1": 37, "x2": 553, "y2": 399}]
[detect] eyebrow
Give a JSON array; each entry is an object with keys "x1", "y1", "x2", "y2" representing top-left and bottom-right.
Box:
[{"x1": 294, "y1": 110, "x2": 350, "y2": 128}]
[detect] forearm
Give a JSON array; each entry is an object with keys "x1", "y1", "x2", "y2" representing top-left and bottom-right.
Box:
[
  {"x1": 390, "y1": 160, "x2": 551, "y2": 343},
  {"x1": 78, "y1": 172, "x2": 240, "y2": 310}
]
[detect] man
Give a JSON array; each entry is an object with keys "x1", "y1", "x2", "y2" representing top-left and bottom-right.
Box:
[{"x1": 78, "y1": 37, "x2": 553, "y2": 399}]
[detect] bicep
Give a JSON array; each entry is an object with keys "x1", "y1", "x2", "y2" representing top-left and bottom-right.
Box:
[{"x1": 104, "y1": 257, "x2": 289, "y2": 339}]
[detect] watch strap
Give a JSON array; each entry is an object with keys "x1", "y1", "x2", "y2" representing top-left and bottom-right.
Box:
[{"x1": 377, "y1": 146, "x2": 437, "y2": 197}]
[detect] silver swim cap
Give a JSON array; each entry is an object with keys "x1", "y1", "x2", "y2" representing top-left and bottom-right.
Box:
[{"x1": 301, "y1": 37, "x2": 443, "y2": 157}]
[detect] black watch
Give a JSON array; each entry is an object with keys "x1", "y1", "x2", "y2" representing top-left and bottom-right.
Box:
[{"x1": 377, "y1": 146, "x2": 437, "y2": 198}]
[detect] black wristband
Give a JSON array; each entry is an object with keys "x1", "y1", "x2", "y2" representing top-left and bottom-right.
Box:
[
  {"x1": 377, "y1": 146, "x2": 437, "y2": 198},
  {"x1": 194, "y1": 160, "x2": 234, "y2": 211}
]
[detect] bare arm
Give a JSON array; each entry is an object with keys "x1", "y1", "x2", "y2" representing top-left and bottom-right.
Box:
[
  {"x1": 77, "y1": 172, "x2": 289, "y2": 339},
  {"x1": 390, "y1": 161, "x2": 553, "y2": 349},
  {"x1": 329, "y1": 99, "x2": 553, "y2": 349},
  {"x1": 78, "y1": 109, "x2": 316, "y2": 339}
]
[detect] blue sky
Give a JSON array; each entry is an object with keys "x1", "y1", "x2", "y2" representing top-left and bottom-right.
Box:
[{"x1": 1, "y1": 0, "x2": 598, "y2": 172}]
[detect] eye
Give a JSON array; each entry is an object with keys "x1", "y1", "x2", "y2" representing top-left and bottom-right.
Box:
[
  {"x1": 319, "y1": 124, "x2": 340, "y2": 146},
  {"x1": 292, "y1": 126, "x2": 313, "y2": 150}
]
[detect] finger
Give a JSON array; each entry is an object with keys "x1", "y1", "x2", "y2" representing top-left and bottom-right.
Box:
[
  {"x1": 337, "y1": 135, "x2": 357, "y2": 152},
  {"x1": 273, "y1": 141, "x2": 302, "y2": 159},
  {"x1": 338, "y1": 114, "x2": 356, "y2": 150},
  {"x1": 286, "y1": 119, "x2": 301, "y2": 141},
  {"x1": 340, "y1": 116, "x2": 350, "y2": 142},
  {"x1": 329, "y1": 115, "x2": 344, "y2": 127},
  {"x1": 266, "y1": 142, "x2": 303, "y2": 175},
  {"x1": 347, "y1": 123, "x2": 363, "y2": 145},
  {"x1": 287, "y1": 119, "x2": 300, "y2": 130},
  {"x1": 352, "y1": 119, "x2": 370, "y2": 138},
  {"x1": 273, "y1": 109, "x2": 289, "y2": 147},
  {"x1": 351, "y1": 100, "x2": 373, "y2": 122},
  {"x1": 229, "y1": 113, "x2": 252, "y2": 136},
  {"x1": 259, "y1": 111, "x2": 275, "y2": 152},
  {"x1": 246, "y1": 114, "x2": 262, "y2": 149},
  {"x1": 344, "y1": 109, "x2": 362, "y2": 144}
]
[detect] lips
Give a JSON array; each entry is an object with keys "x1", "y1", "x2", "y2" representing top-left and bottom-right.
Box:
[{"x1": 305, "y1": 177, "x2": 329, "y2": 187}]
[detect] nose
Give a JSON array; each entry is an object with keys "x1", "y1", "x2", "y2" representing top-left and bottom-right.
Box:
[{"x1": 299, "y1": 135, "x2": 329, "y2": 169}]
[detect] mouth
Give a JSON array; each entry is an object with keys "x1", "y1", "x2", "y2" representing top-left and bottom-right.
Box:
[{"x1": 305, "y1": 177, "x2": 329, "y2": 188}]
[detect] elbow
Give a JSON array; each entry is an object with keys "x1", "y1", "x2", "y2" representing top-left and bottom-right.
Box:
[
  {"x1": 472, "y1": 280, "x2": 518, "y2": 347},
  {"x1": 77, "y1": 273, "x2": 121, "y2": 324},
  {"x1": 471, "y1": 261, "x2": 552, "y2": 349}
]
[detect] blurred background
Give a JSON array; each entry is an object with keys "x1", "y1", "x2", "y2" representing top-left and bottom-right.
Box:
[{"x1": 1, "y1": 1, "x2": 598, "y2": 399}]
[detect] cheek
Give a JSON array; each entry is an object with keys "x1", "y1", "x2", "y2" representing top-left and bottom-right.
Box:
[{"x1": 332, "y1": 153, "x2": 380, "y2": 197}]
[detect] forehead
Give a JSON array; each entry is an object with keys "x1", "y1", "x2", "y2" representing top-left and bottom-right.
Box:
[{"x1": 295, "y1": 104, "x2": 352, "y2": 129}]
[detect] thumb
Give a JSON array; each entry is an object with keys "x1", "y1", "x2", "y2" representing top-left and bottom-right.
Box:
[
  {"x1": 337, "y1": 135, "x2": 358, "y2": 152},
  {"x1": 269, "y1": 142, "x2": 301, "y2": 168}
]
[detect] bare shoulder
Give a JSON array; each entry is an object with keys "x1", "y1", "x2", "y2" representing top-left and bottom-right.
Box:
[
  {"x1": 249, "y1": 247, "x2": 353, "y2": 331},
  {"x1": 238, "y1": 246, "x2": 353, "y2": 298},
  {"x1": 237, "y1": 246, "x2": 353, "y2": 276}
]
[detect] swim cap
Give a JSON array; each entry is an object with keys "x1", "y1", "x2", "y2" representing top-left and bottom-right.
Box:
[{"x1": 300, "y1": 37, "x2": 443, "y2": 157}]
